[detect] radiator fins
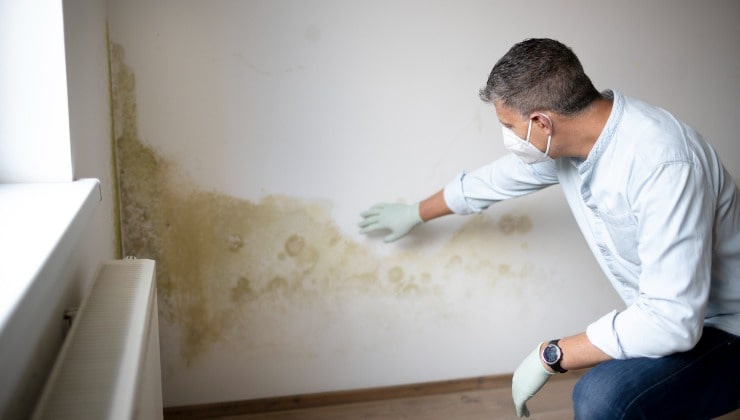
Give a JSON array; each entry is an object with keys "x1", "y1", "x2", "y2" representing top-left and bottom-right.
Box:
[{"x1": 31, "y1": 259, "x2": 162, "y2": 420}]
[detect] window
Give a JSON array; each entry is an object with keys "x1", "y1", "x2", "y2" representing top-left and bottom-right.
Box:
[{"x1": 0, "y1": 0, "x2": 72, "y2": 183}]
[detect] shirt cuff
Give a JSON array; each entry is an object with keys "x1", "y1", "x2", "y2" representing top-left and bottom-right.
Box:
[
  {"x1": 586, "y1": 310, "x2": 626, "y2": 360},
  {"x1": 443, "y1": 171, "x2": 478, "y2": 215}
]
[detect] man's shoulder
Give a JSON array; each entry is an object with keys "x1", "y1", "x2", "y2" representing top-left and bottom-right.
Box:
[{"x1": 616, "y1": 96, "x2": 697, "y2": 164}]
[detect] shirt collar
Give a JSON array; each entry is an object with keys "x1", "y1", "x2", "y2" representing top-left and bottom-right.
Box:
[{"x1": 572, "y1": 89, "x2": 624, "y2": 176}]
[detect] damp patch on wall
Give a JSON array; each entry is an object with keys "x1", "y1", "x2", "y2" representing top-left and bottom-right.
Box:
[{"x1": 109, "y1": 42, "x2": 536, "y2": 366}]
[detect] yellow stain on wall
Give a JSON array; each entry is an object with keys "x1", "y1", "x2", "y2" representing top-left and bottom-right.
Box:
[{"x1": 110, "y1": 42, "x2": 534, "y2": 366}]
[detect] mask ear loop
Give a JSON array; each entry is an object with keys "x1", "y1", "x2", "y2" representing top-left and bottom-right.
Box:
[
  {"x1": 525, "y1": 119, "x2": 534, "y2": 144},
  {"x1": 543, "y1": 133, "x2": 552, "y2": 157}
]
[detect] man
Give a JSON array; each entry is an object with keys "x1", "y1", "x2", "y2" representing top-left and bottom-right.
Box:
[{"x1": 358, "y1": 38, "x2": 740, "y2": 419}]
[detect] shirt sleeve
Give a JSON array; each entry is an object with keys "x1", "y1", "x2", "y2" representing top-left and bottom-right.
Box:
[
  {"x1": 587, "y1": 160, "x2": 713, "y2": 359},
  {"x1": 443, "y1": 154, "x2": 560, "y2": 215}
]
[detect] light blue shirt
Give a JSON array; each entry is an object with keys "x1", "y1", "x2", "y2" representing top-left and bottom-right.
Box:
[{"x1": 443, "y1": 90, "x2": 740, "y2": 359}]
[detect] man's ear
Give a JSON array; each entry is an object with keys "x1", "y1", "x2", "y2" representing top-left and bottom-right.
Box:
[{"x1": 529, "y1": 112, "x2": 553, "y2": 133}]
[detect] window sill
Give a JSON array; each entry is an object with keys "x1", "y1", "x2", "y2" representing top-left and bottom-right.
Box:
[{"x1": 0, "y1": 179, "x2": 100, "y2": 333}]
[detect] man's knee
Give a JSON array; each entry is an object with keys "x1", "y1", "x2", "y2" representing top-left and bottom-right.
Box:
[{"x1": 572, "y1": 370, "x2": 625, "y2": 420}]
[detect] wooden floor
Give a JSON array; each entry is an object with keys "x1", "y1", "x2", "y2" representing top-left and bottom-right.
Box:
[
  {"x1": 214, "y1": 376, "x2": 740, "y2": 420},
  {"x1": 217, "y1": 377, "x2": 577, "y2": 420}
]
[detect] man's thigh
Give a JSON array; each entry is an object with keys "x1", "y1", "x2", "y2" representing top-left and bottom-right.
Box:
[{"x1": 573, "y1": 327, "x2": 740, "y2": 420}]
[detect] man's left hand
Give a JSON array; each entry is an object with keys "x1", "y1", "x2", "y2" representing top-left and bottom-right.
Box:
[{"x1": 512, "y1": 343, "x2": 554, "y2": 417}]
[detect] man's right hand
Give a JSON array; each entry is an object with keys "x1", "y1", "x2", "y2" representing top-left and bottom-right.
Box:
[{"x1": 358, "y1": 202, "x2": 423, "y2": 243}]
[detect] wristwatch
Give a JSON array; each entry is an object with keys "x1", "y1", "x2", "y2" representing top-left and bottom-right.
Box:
[{"x1": 541, "y1": 339, "x2": 568, "y2": 373}]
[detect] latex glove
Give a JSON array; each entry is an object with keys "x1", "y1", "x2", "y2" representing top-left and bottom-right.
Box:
[
  {"x1": 358, "y1": 202, "x2": 423, "y2": 243},
  {"x1": 512, "y1": 343, "x2": 554, "y2": 418}
]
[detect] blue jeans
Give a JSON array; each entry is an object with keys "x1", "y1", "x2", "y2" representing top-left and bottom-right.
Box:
[{"x1": 573, "y1": 327, "x2": 740, "y2": 419}]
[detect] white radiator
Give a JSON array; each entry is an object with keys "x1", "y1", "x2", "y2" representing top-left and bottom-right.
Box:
[{"x1": 32, "y1": 259, "x2": 163, "y2": 420}]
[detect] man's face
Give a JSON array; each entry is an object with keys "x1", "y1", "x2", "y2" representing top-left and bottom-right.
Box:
[
  {"x1": 494, "y1": 101, "x2": 529, "y2": 139},
  {"x1": 493, "y1": 100, "x2": 552, "y2": 155}
]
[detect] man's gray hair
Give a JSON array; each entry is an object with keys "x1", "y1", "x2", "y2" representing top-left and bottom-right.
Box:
[{"x1": 479, "y1": 38, "x2": 601, "y2": 116}]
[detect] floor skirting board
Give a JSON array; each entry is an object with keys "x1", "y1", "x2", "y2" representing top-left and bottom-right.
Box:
[{"x1": 163, "y1": 371, "x2": 585, "y2": 420}]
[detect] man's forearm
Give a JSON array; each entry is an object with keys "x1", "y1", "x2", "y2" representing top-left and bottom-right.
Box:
[
  {"x1": 542, "y1": 332, "x2": 612, "y2": 372},
  {"x1": 418, "y1": 189, "x2": 454, "y2": 222}
]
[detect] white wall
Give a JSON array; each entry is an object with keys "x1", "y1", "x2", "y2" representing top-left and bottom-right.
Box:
[
  {"x1": 107, "y1": 0, "x2": 740, "y2": 407},
  {"x1": 65, "y1": 0, "x2": 120, "y2": 265}
]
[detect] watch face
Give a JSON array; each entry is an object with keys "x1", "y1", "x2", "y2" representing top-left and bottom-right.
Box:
[{"x1": 543, "y1": 344, "x2": 562, "y2": 364}]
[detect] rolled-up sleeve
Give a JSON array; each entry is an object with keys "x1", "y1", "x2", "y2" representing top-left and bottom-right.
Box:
[{"x1": 443, "y1": 154, "x2": 559, "y2": 215}]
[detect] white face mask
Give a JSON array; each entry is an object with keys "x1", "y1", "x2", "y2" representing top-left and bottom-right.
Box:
[{"x1": 502, "y1": 115, "x2": 552, "y2": 164}]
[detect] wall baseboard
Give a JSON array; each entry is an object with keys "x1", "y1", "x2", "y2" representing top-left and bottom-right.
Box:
[{"x1": 163, "y1": 371, "x2": 584, "y2": 419}]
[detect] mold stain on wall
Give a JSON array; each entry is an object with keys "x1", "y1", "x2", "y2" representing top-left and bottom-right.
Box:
[{"x1": 109, "y1": 42, "x2": 536, "y2": 366}]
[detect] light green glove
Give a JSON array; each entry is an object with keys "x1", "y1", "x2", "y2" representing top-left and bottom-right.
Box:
[
  {"x1": 358, "y1": 202, "x2": 423, "y2": 243},
  {"x1": 512, "y1": 343, "x2": 554, "y2": 418}
]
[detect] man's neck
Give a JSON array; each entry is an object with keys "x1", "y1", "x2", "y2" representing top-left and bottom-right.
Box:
[{"x1": 556, "y1": 96, "x2": 613, "y2": 159}]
